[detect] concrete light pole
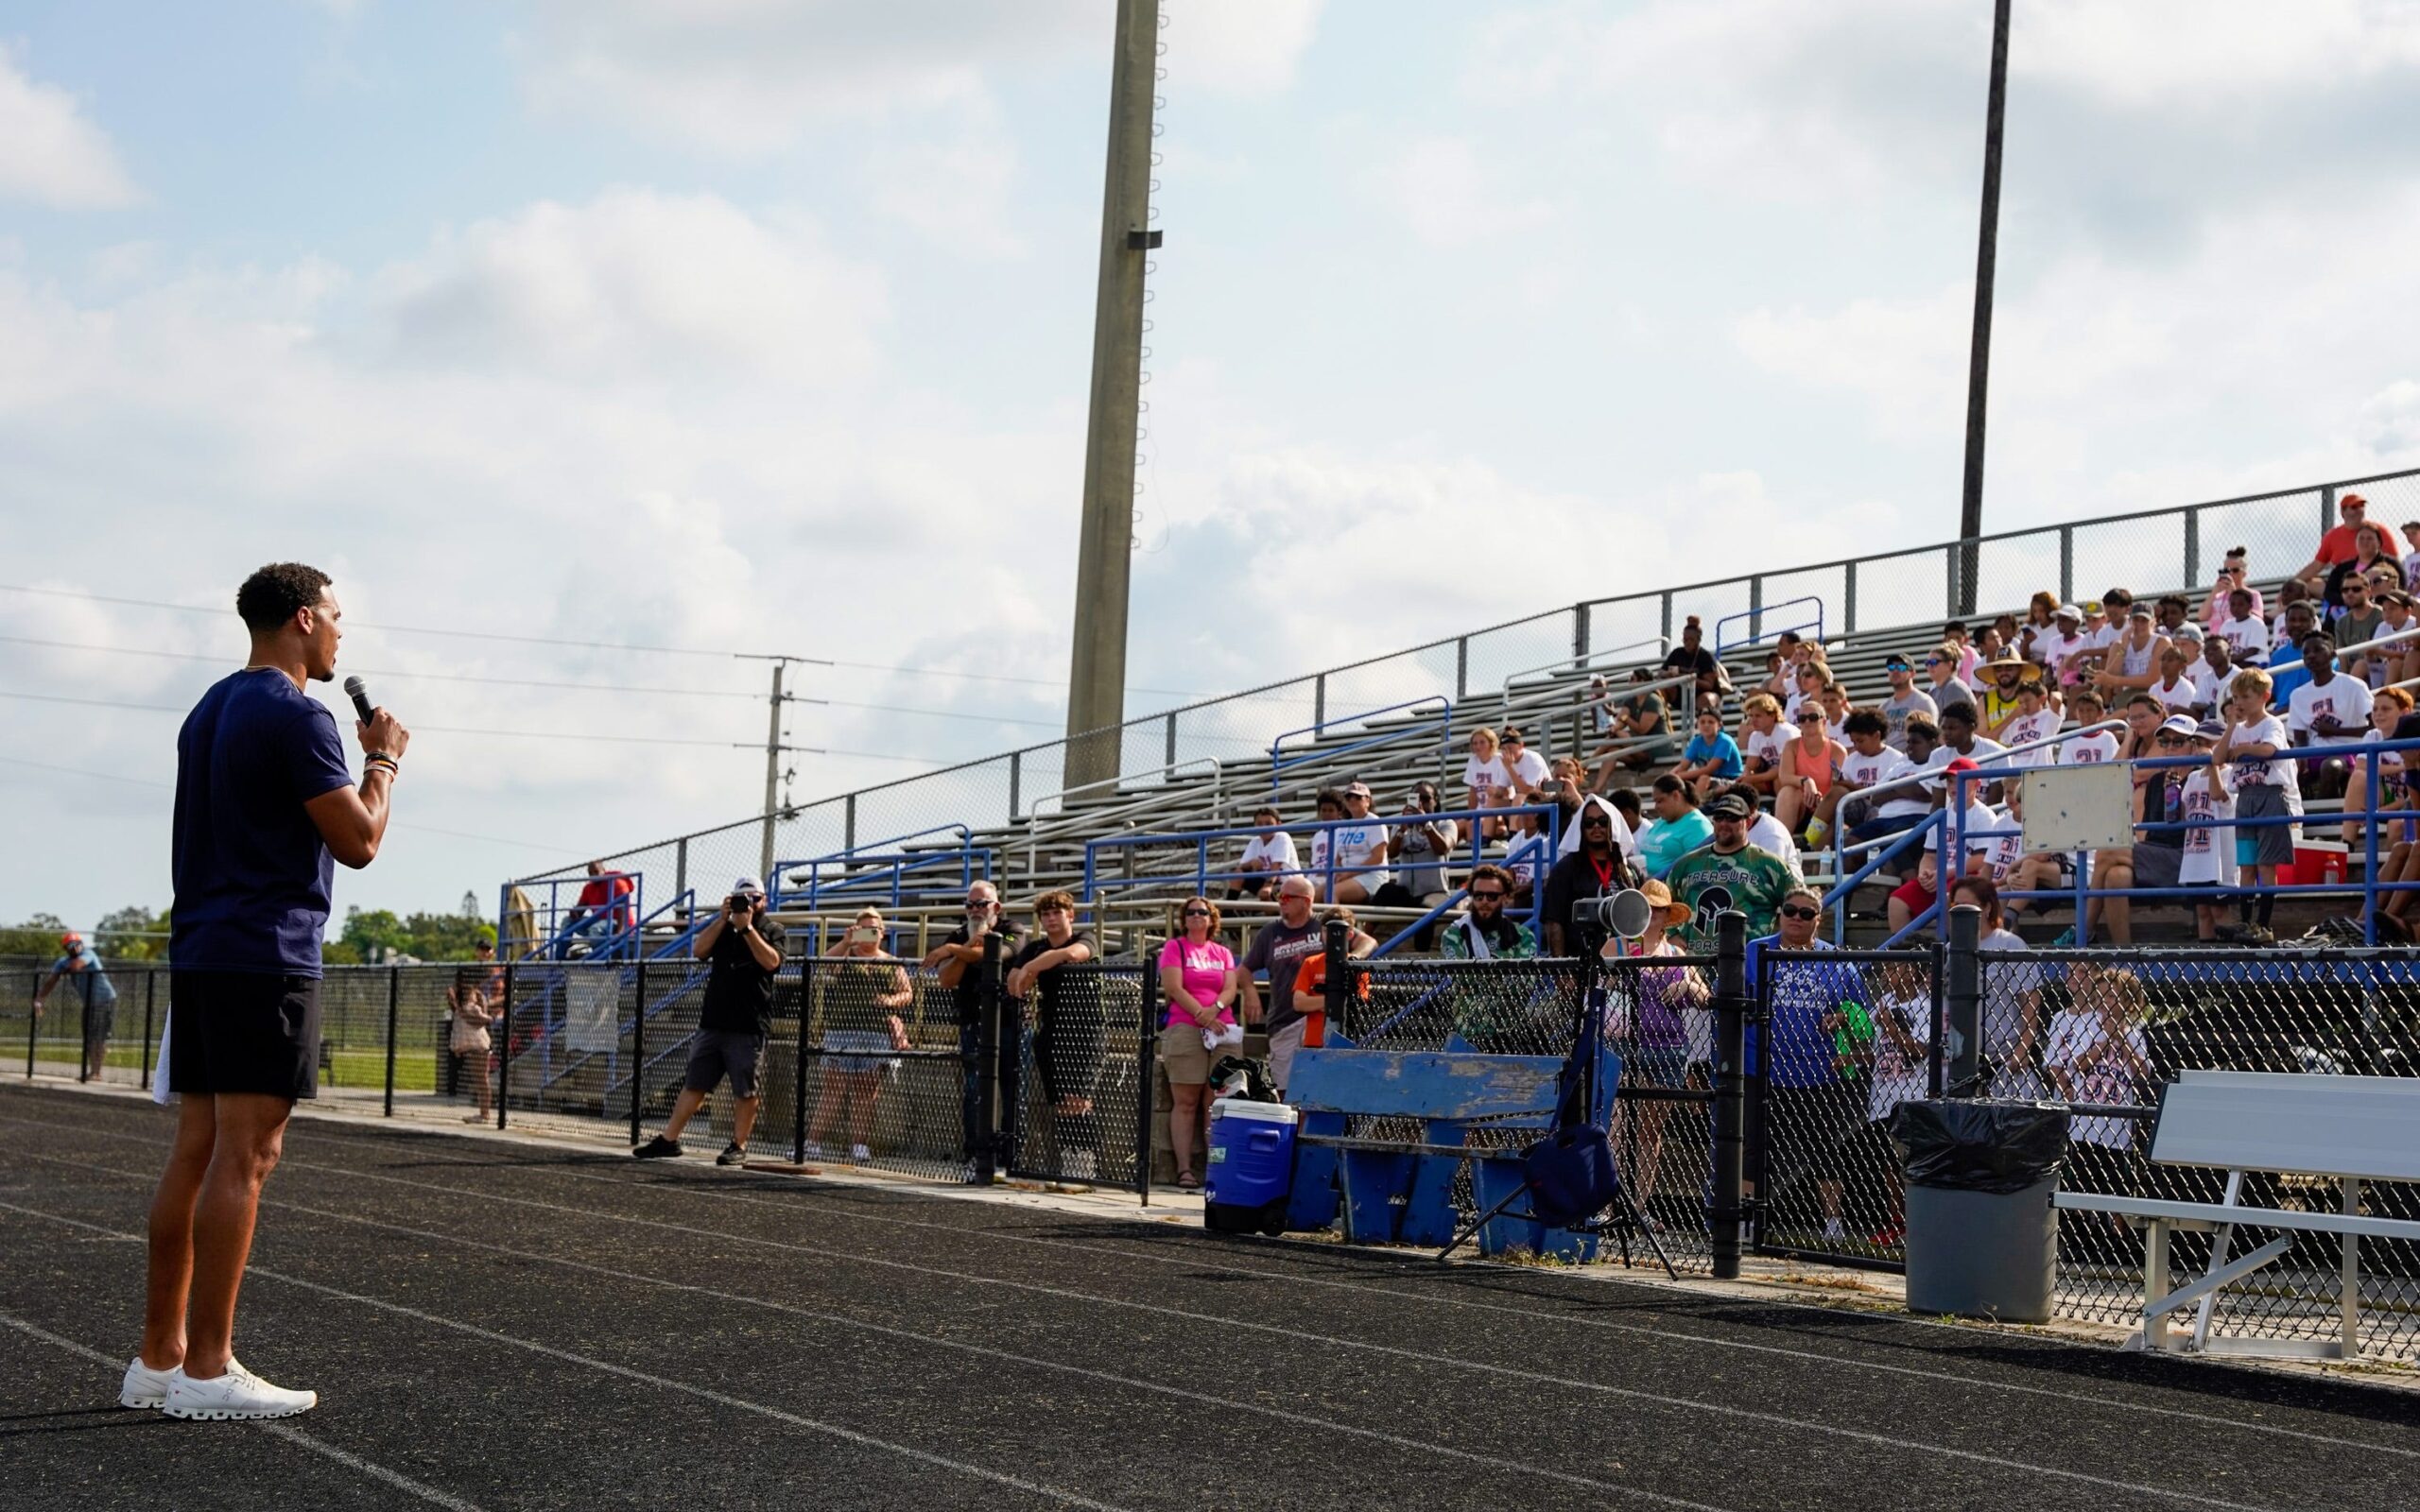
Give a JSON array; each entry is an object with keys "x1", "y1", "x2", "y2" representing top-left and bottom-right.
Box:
[
  {"x1": 1063, "y1": 0, "x2": 1161, "y2": 790},
  {"x1": 1956, "y1": 0, "x2": 2013, "y2": 615}
]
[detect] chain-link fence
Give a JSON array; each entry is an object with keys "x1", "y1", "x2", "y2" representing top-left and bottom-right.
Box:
[{"x1": 1981, "y1": 948, "x2": 2420, "y2": 1360}]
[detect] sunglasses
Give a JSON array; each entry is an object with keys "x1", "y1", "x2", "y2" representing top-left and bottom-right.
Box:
[
  {"x1": 1182, "y1": 908, "x2": 1212, "y2": 918},
  {"x1": 1582, "y1": 816, "x2": 1612, "y2": 828},
  {"x1": 1779, "y1": 904, "x2": 1821, "y2": 921},
  {"x1": 1469, "y1": 889, "x2": 1506, "y2": 901}
]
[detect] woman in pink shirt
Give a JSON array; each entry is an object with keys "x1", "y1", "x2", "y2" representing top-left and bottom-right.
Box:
[{"x1": 1157, "y1": 896, "x2": 1240, "y2": 1191}]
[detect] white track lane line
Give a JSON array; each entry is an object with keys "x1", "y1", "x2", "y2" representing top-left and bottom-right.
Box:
[
  {"x1": 6, "y1": 1145, "x2": 2287, "y2": 1512},
  {"x1": 0, "y1": 1177, "x2": 1732, "y2": 1512},
  {"x1": 0, "y1": 1311, "x2": 488, "y2": 1512},
  {"x1": 39, "y1": 1103, "x2": 2413, "y2": 1465},
  {"x1": 0, "y1": 1201, "x2": 1132, "y2": 1512}
]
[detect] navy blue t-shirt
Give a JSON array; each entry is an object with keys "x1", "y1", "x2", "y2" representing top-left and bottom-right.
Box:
[{"x1": 171, "y1": 669, "x2": 354, "y2": 975}]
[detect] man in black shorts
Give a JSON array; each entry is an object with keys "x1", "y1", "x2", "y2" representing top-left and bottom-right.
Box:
[
  {"x1": 130, "y1": 563, "x2": 407, "y2": 1421},
  {"x1": 634, "y1": 877, "x2": 786, "y2": 1165}
]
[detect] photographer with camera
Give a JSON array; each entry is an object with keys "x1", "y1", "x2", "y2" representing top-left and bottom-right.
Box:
[{"x1": 633, "y1": 876, "x2": 786, "y2": 1165}]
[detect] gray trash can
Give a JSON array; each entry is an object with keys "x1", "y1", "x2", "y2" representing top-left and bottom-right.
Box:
[{"x1": 1890, "y1": 1100, "x2": 2069, "y2": 1323}]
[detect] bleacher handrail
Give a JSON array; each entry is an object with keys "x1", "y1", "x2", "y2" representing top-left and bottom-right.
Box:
[
  {"x1": 1269, "y1": 696, "x2": 1452, "y2": 790},
  {"x1": 1715, "y1": 595, "x2": 1824, "y2": 658}
]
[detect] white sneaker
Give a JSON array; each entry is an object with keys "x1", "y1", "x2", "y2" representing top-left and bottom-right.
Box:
[
  {"x1": 161, "y1": 1360, "x2": 317, "y2": 1420},
  {"x1": 848, "y1": 1143, "x2": 871, "y2": 1162},
  {"x1": 1066, "y1": 1150, "x2": 1098, "y2": 1180},
  {"x1": 119, "y1": 1356, "x2": 174, "y2": 1410}
]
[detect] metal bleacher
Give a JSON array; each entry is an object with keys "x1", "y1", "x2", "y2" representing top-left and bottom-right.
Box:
[{"x1": 512, "y1": 468, "x2": 2420, "y2": 950}]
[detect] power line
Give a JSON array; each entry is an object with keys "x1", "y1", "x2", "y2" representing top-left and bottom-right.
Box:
[
  {"x1": 0, "y1": 582, "x2": 1203, "y2": 696},
  {"x1": 0, "y1": 754, "x2": 591, "y2": 853},
  {"x1": 0, "y1": 633, "x2": 1062, "y2": 726},
  {"x1": 0, "y1": 689, "x2": 954, "y2": 763}
]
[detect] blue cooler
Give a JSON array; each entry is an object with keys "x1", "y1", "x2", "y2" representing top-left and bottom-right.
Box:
[{"x1": 1203, "y1": 1099, "x2": 1297, "y2": 1235}]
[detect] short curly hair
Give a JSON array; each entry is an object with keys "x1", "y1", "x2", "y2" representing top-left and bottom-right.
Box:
[{"x1": 235, "y1": 562, "x2": 333, "y2": 631}]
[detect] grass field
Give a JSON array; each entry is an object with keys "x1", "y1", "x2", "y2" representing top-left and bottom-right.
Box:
[{"x1": 15, "y1": 1038, "x2": 442, "y2": 1092}]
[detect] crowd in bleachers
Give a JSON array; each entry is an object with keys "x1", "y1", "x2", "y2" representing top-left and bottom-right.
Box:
[{"x1": 1231, "y1": 490, "x2": 2420, "y2": 950}]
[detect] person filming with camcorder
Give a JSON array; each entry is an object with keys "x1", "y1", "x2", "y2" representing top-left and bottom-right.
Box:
[{"x1": 633, "y1": 876, "x2": 786, "y2": 1166}]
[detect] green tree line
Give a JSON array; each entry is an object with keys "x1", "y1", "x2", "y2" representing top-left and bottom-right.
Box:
[{"x1": 3, "y1": 892, "x2": 494, "y2": 965}]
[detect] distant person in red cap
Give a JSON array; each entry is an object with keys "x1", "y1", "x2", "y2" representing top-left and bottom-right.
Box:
[
  {"x1": 2297, "y1": 491, "x2": 2369, "y2": 589},
  {"x1": 35, "y1": 931, "x2": 118, "y2": 1078}
]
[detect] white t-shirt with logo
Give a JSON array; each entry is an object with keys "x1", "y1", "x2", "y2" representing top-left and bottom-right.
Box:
[
  {"x1": 2149, "y1": 675, "x2": 2200, "y2": 714},
  {"x1": 1462, "y1": 753, "x2": 1510, "y2": 803},
  {"x1": 2032, "y1": 627, "x2": 2086, "y2": 671},
  {"x1": 1238, "y1": 831, "x2": 1301, "y2": 879},
  {"x1": 2288, "y1": 676, "x2": 2375, "y2": 749},
  {"x1": 2226, "y1": 713, "x2": 2295, "y2": 788},
  {"x1": 1999, "y1": 708, "x2": 2064, "y2": 766},
  {"x1": 1505, "y1": 747, "x2": 1550, "y2": 788},
  {"x1": 2187, "y1": 661, "x2": 2236, "y2": 712},
  {"x1": 1743, "y1": 721, "x2": 1798, "y2": 770},
  {"x1": 1923, "y1": 799, "x2": 2005, "y2": 863},
  {"x1": 1329, "y1": 820, "x2": 1392, "y2": 884},
  {"x1": 2178, "y1": 768, "x2": 2237, "y2": 886},
  {"x1": 2217, "y1": 615, "x2": 2271, "y2": 660},
  {"x1": 2058, "y1": 728, "x2": 2121, "y2": 765},
  {"x1": 1866, "y1": 987, "x2": 1934, "y2": 1124},
  {"x1": 1842, "y1": 746, "x2": 1927, "y2": 818}
]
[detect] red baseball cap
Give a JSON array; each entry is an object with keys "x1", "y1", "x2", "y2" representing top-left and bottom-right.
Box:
[
  {"x1": 1943, "y1": 757, "x2": 1982, "y2": 774},
  {"x1": 2342, "y1": 493, "x2": 2367, "y2": 513},
  {"x1": 60, "y1": 932, "x2": 82, "y2": 948}
]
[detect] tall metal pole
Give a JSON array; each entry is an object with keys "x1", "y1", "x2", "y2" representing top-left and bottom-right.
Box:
[
  {"x1": 1063, "y1": 0, "x2": 1161, "y2": 790},
  {"x1": 760, "y1": 660, "x2": 785, "y2": 881},
  {"x1": 1956, "y1": 0, "x2": 2012, "y2": 615}
]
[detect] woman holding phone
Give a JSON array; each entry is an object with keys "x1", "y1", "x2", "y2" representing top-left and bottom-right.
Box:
[
  {"x1": 1156, "y1": 896, "x2": 1240, "y2": 1191},
  {"x1": 806, "y1": 908, "x2": 915, "y2": 1163}
]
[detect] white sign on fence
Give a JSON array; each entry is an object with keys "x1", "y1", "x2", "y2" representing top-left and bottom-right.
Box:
[{"x1": 2020, "y1": 762, "x2": 2135, "y2": 853}]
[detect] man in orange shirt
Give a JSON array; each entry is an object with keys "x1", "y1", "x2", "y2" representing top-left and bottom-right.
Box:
[
  {"x1": 2298, "y1": 491, "x2": 2369, "y2": 585},
  {"x1": 1287, "y1": 909, "x2": 1376, "y2": 1059}
]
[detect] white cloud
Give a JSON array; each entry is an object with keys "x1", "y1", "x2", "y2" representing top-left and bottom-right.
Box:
[
  {"x1": 2016, "y1": 0, "x2": 2420, "y2": 107},
  {"x1": 374, "y1": 189, "x2": 887, "y2": 381},
  {"x1": 1372, "y1": 136, "x2": 1560, "y2": 248},
  {"x1": 861, "y1": 113, "x2": 1028, "y2": 259},
  {"x1": 0, "y1": 47, "x2": 141, "y2": 210},
  {"x1": 1164, "y1": 0, "x2": 1325, "y2": 96}
]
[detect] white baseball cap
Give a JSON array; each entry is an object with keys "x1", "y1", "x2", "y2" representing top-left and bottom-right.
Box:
[{"x1": 731, "y1": 876, "x2": 766, "y2": 897}]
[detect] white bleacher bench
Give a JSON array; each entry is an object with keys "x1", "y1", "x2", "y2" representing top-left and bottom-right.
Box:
[{"x1": 2055, "y1": 1070, "x2": 2420, "y2": 1358}]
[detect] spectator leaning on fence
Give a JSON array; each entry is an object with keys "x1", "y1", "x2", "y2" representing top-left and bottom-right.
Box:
[
  {"x1": 1230, "y1": 804, "x2": 1300, "y2": 901},
  {"x1": 1442, "y1": 863, "x2": 1536, "y2": 960},
  {"x1": 1157, "y1": 896, "x2": 1241, "y2": 1193},
  {"x1": 1239, "y1": 876, "x2": 1323, "y2": 1091},
  {"x1": 636, "y1": 876, "x2": 786, "y2": 1166},
  {"x1": 925, "y1": 880, "x2": 1024, "y2": 1172},
  {"x1": 1747, "y1": 888, "x2": 1868, "y2": 1243},
  {"x1": 35, "y1": 930, "x2": 119, "y2": 1079},
  {"x1": 1006, "y1": 891, "x2": 1102, "y2": 1177}
]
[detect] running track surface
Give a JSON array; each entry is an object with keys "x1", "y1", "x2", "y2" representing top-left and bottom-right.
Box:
[{"x1": 3, "y1": 1084, "x2": 2415, "y2": 1512}]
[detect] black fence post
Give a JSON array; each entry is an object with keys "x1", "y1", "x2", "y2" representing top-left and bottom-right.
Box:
[
  {"x1": 974, "y1": 933, "x2": 1002, "y2": 1185},
  {"x1": 792, "y1": 954, "x2": 812, "y2": 1165},
  {"x1": 383, "y1": 966, "x2": 400, "y2": 1118},
  {"x1": 140, "y1": 971, "x2": 158, "y2": 1088},
  {"x1": 1710, "y1": 910, "x2": 1749, "y2": 1281},
  {"x1": 25, "y1": 974, "x2": 37, "y2": 1078},
  {"x1": 1944, "y1": 903, "x2": 1982, "y2": 1098},
  {"x1": 77, "y1": 973, "x2": 93, "y2": 1083},
  {"x1": 631, "y1": 958, "x2": 648, "y2": 1147},
  {"x1": 497, "y1": 960, "x2": 514, "y2": 1130}
]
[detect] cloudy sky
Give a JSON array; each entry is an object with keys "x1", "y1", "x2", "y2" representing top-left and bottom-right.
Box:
[{"x1": 6, "y1": 0, "x2": 2420, "y2": 935}]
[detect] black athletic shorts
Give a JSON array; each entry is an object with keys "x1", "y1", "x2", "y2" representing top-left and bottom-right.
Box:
[{"x1": 168, "y1": 971, "x2": 322, "y2": 1101}]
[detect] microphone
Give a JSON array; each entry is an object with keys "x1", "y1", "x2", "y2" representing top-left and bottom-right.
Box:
[{"x1": 342, "y1": 676, "x2": 376, "y2": 727}]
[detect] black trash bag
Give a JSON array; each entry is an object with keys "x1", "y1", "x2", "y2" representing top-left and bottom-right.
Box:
[
  {"x1": 1208, "y1": 1054, "x2": 1278, "y2": 1104},
  {"x1": 1889, "y1": 1099, "x2": 2071, "y2": 1194}
]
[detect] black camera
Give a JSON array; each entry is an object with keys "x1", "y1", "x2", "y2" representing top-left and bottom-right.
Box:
[{"x1": 727, "y1": 893, "x2": 756, "y2": 914}]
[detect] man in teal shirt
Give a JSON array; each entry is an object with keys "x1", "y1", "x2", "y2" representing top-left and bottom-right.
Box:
[{"x1": 1639, "y1": 775, "x2": 1713, "y2": 879}]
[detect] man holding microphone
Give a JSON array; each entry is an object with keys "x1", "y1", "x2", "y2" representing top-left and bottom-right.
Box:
[{"x1": 125, "y1": 563, "x2": 407, "y2": 1421}]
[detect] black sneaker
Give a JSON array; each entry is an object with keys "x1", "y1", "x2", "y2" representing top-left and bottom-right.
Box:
[
  {"x1": 632, "y1": 1134, "x2": 683, "y2": 1160},
  {"x1": 716, "y1": 1143, "x2": 747, "y2": 1167}
]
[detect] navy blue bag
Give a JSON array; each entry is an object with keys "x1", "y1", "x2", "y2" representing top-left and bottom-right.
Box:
[{"x1": 1519, "y1": 975, "x2": 1621, "y2": 1227}]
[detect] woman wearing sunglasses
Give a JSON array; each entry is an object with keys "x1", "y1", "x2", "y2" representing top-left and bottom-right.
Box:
[
  {"x1": 1007, "y1": 893, "x2": 1100, "y2": 1179},
  {"x1": 1156, "y1": 896, "x2": 1240, "y2": 1192},
  {"x1": 805, "y1": 909, "x2": 914, "y2": 1164}
]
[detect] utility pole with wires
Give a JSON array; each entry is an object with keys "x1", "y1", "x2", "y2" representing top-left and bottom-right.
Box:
[
  {"x1": 737, "y1": 653, "x2": 826, "y2": 881},
  {"x1": 1063, "y1": 0, "x2": 1162, "y2": 791}
]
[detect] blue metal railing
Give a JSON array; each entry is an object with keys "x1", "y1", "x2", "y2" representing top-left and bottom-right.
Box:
[
  {"x1": 1716, "y1": 595, "x2": 1824, "y2": 659},
  {"x1": 1081, "y1": 803, "x2": 1563, "y2": 951},
  {"x1": 770, "y1": 824, "x2": 991, "y2": 911},
  {"x1": 1269, "y1": 696, "x2": 1452, "y2": 793},
  {"x1": 504, "y1": 870, "x2": 644, "y2": 963}
]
